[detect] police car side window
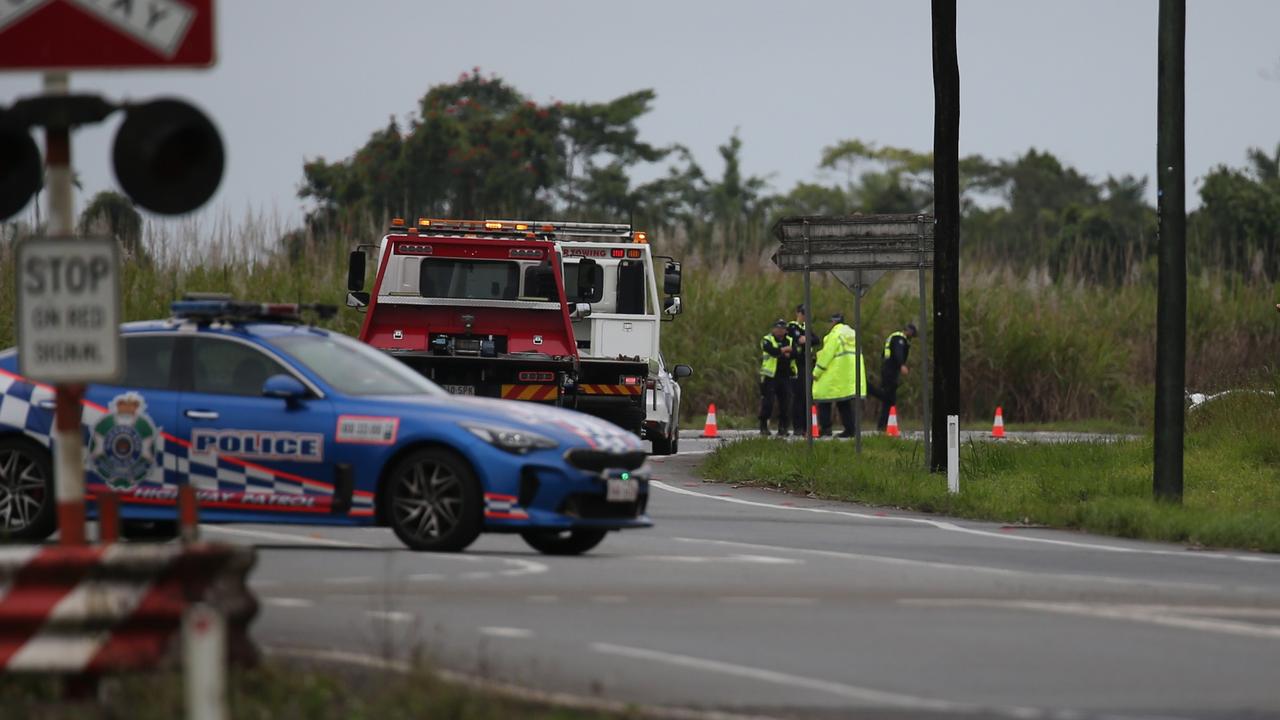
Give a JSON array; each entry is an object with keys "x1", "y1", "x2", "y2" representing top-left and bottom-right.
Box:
[
  {"x1": 120, "y1": 336, "x2": 177, "y2": 390},
  {"x1": 191, "y1": 338, "x2": 288, "y2": 397}
]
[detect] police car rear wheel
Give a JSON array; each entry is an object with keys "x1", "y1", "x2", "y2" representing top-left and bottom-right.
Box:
[
  {"x1": 386, "y1": 448, "x2": 481, "y2": 552},
  {"x1": 0, "y1": 437, "x2": 55, "y2": 541},
  {"x1": 520, "y1": 529, "x2": 608, "y2": 555}
]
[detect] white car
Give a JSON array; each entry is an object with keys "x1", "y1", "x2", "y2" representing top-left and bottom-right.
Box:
[{"x1": 644, "y1": 354, "x2": 691, "y2": 455}]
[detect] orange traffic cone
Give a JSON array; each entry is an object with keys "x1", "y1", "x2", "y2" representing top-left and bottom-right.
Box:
[
  {"x1": 701, "y1": 403, "x2": 719, "y2": 438},
  {"x1": 810, "y1": 405, "x2": 820, "y2": 438},
  {"x1": 991, "y1": 406, "x2": 1006, "y2": 439},
  {"x1": 886, "y1": 406, "x2": 901, "y2": 437}
]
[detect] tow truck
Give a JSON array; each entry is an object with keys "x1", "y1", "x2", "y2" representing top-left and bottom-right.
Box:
[{"x1": 346, "y1": 219, "x2": 689, "y2": 452}]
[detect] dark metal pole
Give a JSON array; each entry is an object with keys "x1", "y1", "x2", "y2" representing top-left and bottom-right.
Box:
[
  {"x1": 918, "y1": 262, "x2": 931, "y2": 468},
  {"x1": 803, "y1": 223, "x2": 814, "y2": 450},
  {"x1": 931, "y1": 0, "x2": 960, "y2": 473},
  {"x1": 1154, "y1": 0, "x2": 1186, "y2": 501},
  {"x1": 853, "y1": 280, "x2": 862, "y2": 454}
]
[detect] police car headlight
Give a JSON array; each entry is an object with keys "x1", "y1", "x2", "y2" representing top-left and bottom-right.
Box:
[{"x1": 462, "y1": 423, "x2": 559, "y2": 454}]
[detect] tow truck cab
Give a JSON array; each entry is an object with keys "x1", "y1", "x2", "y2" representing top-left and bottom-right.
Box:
[{"x1": 348, "y1": 218, "x2": 582, "y2": 403}]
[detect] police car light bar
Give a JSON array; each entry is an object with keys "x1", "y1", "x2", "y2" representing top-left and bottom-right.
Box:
[{"x1": 171, "y1": 299, "x2": 338, "y2": 323}]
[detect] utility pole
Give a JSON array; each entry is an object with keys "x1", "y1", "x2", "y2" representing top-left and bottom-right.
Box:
[
  {"x1": 931, "y1": 0, "x2": 960, "y2": 473},
  {"x1": 1154, "y1": 0, "x2": 1186, "y2": 501}
]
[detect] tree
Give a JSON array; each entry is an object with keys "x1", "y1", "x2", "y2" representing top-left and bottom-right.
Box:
[{"x1": 78, "y1": 191, "x2": 147, "y2": 264}]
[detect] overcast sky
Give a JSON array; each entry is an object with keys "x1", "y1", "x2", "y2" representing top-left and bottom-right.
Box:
[{"x1": 3, "y1": 0, "x2": 1278, "y2": 229}]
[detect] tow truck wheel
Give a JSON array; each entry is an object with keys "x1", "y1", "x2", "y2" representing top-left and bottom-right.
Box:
[
  {"x1": 0, "y1": 437, "x2": 55, "y2": 542},
  {"x1": 650, "y1": 431, "x2": 675, "y2": 456},
  {"x1": 520, "y1": 528, "x2": 608, "y2": 556},
  {"x1": 385, "y1": 447, "x2": 482, "y2": 552}
]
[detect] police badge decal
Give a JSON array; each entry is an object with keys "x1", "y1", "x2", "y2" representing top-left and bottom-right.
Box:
[{"x1": 89, "y1": 392, "x2": 163, "y2": 491}]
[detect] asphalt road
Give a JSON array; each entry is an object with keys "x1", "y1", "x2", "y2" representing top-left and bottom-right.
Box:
[{"x1": 212, "y1": 438, "x2": 1280, "y2": 720}]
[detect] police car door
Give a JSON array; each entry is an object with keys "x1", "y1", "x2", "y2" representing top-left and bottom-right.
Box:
[
  {"x1": 83, "y1": 334, "x2": 182, "y2": 508},
  {"x1": 177, "y1": 336, "x2": 336, "y2": 519}
]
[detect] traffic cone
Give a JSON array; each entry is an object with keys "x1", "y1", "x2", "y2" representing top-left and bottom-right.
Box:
[
  {"x1": 701, "y1": 403, "x2": 718, "y2": 438},
  {"x1": 810, "y1": 405, "x2": 819, "y2": 438},
  {"x1": 886, "y1": 406, "x2": 900, "y2": 437},
  {"x1": 991, "y1": 406, "x2": 1006, "y2": 439}
]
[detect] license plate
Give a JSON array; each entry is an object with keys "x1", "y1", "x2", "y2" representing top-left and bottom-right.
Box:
[
  {"x1": 443, "y1": 384, "x2": 475, "y2": 396},
  {"x1": 606, "y1": 477, "x2": 639, "y2": 503}
]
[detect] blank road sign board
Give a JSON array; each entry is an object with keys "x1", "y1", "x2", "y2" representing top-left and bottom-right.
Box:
[
  {"x1": 17, "y1": 237, "x2": 122, "y2": 383},
  {"x1": 772, "y1": 214, "x2": 935, "y2": 272},
  {"x1": 0, "y1": 0, "x2": 215, "y2": 70}
]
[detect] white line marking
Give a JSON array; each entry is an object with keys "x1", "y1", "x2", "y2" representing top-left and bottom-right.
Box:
[
  {"x1": 591, "y1": 595, "x2": 629, "y2": 604},
  {"x1": 719, "y1": 596, "x2": 817, "y2": 606},
  {"x1": 479, "y1": 626, "x2": 533, "y2": 639},
  {"x1": 900, "y1": 599, "x2": 1280, "y2": 641},
  {"x1": 526, "y1": 594, "x2": 559, "y2": 604},
  {"x1": 366, "y1": 610, "x2": 414, "y2": 623},
  {"x1": 202, "y1": 525, "x2": 376, "y2": 549},
  {"x1": 263, "y1": 597, "x2": 313, "y2": 608},
  {"x1": 325, "y1": 576, "x2": 373, "y2": 585},
  {"x1": 654, "y1": 480, "x2": 1280, "y2": 564},
  {"x1": 496, "y1": 557, "x2": 549, "y2": 577},
  {"x1": 590, "y1": 642, "x2": 1040, "y2": 718},
  {"x1": 675, "y1": 537, "x2": 1222, "y2": 593},
  {"x1": 633, "y1": 554, "x2": 802, "y2": 566}
]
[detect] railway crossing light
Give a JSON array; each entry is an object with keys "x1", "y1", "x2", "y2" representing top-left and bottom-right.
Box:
[
  {"x1": 112, "y1": 98, "x2": 224, "y2": 215},
  {"x1": 0, "y1": 122, "x2": 42, "y2": 220}
]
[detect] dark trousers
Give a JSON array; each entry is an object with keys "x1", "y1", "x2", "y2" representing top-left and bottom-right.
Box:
[
  {"x1": 817, "y1": 400, "x2": 855, "y2": 436},
  {"x1": 872, "y1": 378, "x2": 899, "y2": 430},
  {"x1": 788, "y1": 378, "x2": 808, "y2": 431},
  {"x1": 759, "y1": 378, "x2": 791, "y2": 431}
]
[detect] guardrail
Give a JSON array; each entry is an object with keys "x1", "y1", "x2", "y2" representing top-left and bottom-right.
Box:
[{"x1": 0, "y1": 541, "x2": 257, "y2": 674}]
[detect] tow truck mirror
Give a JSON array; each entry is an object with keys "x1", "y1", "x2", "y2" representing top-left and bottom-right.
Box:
[
  {"x1": 673, "y1": 364, "x2": 693, "y2": 380},
  {"x1": 663, "y1": 295, "x2": 682, "y2": 316},
  {"x1": 570, "y1": 302, "x2": 593, "y2": 320},
  {"x1": 346, "y1": 291, "x2": 370, "y2": 309},
  {"x1": 663, "y1": 261, "x2": 682, "y2": 295},
  {"x1": 347, "y1": 250, "x2": 366, "y2": 292},
  {"x1": 577, "y1": 258, "x2": 600, "y2": 302}
]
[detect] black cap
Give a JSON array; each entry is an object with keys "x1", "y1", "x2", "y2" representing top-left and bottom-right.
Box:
[
  {"x1": 906, "y1": 323, "x2": 918, "y2": 335},
  {"x1": 829, "y1": 312, "x2": 844, "y2": 323},
  {"x1": 795, "y1": 304, "x2": 807, "y2": 314},
  {"x1": 773, "y1": 319, "x2": 788, "y2": 329}
]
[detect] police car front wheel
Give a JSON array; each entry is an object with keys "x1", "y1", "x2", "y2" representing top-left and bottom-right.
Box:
[
  {"x1": 0, "y1": 437, "x2": 55, "y2": 542},
  {"x1": 385, "y1": 447, "x2": 482, "y2": 552}
]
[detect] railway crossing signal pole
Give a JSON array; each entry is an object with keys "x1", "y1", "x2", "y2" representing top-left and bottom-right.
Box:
[
  {"x1": 1154, "y1": 0, "x2": 1186, "y2": 502},
  {"x1": 931, "y1": 0, "x2": 961, "y2": 474}
]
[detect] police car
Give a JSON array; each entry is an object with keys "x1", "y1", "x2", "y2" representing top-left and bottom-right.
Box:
[{"x1": 0, "y1": 299, "x2": 651, "y2": 554}]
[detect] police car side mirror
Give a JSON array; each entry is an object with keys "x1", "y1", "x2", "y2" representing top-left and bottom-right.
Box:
[
  {"x1": 673, "y1": 364, "x2": 693, "y2": 380},
  {"x1": 263, "y1": 374, "x2": 308, "y2": 404}
]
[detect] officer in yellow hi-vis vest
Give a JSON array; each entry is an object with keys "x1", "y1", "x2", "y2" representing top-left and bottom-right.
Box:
[
  {"x1": 812, "y1": 312, "x2": 866, "y2": 437},
  {"x1": 758, "y1": 319, "x2": 795, "y2": 436}
]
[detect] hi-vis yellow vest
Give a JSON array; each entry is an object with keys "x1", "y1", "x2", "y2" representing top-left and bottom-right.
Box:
[
  {"x1": 760, "y1": 334, "x2": 784, "y2": 378},
  {"x1": 884, "y1": 331, "x2": 907, "y2": 359},
  {"x1": 812, "y1": 323, "x2": 867, "y2": 401}
]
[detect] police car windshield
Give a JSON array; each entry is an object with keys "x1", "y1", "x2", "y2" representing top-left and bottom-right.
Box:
[{"x1": 265, "y1": 332, "x2": 446, "y2": 397}]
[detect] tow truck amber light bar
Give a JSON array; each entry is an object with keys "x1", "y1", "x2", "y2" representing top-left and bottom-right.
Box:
[{"x1": 518, "y1": 371, "x2": 556, "y2": 382}]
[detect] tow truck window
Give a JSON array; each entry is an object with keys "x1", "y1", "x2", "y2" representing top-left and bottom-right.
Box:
[
  {"x1": 419, "y1": 259, "x2": 519, "y2": 300},
  {"x1": 266, "y1": 332, "x2": 446, "y2": 397},
  {"x1": 616, "y1": 260, "x2": 646, "y2": 314}
]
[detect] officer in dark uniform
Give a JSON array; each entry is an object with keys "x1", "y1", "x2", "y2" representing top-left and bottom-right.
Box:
[
  {"x1": 872, "y1": 323, "x2": 917, "y2": 431},
  {"x1": 786, "y1": 304, "x2": 814, "y2": 434},
  {"x1": 758, "y1": 319, "x2": 794, "y2": 436}
]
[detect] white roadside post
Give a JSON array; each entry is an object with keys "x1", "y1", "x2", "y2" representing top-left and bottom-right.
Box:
[
  {"x1": 946, "y1": 415, "x2": 960, "y2": 494},
  {"x1": 184, "y1": 603, "x2": 228, "y2": 720}
]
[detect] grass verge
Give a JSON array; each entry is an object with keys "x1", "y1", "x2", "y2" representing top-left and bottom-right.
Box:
[
  {"x1": 0, "y1": 659, "x2": 632, "y2": 720},
  {"x1": 701, "y1": 390, "x2": 1280, "y2": 552}
]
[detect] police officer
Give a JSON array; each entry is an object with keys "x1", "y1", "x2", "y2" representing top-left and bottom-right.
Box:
[
  {"x1": 786, "y1": 304, "x2": 813, "y2": 433},
  {"x1": 758, "y1": 319, "x2": 794, "y2": 436},
  {"x1": 873, "y1": 323, "x2": 917, "y2": 431},
  {"x1": 812, "y1": 312, "x2": 866, "y2": 437}
]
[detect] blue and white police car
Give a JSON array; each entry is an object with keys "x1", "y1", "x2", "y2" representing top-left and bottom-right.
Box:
[{"x1": 0, "y1": 299, "x2": 651, "y2": 554}]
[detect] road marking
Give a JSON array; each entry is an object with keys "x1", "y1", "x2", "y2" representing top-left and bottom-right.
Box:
[
  {"x1": 900, "y1": 599, "x2": 1280, "y2": 641},
  {"x1": 408, "y1": 573, "x2": 444, "y2": 582},
  {"x1": 496, "y1": 557, "x2": 549, "y2": 577},
  {"x1": 480, "y1": 626, "x2": 533, "y2": 639},
  {"x1": 263, "y1": 597, "x2": 313, "y2": 608},
  {"x1": 653, "y1": 480, "x2": 1280, "y2": 565},
  {"x1": 719, "y1": 596, "x2": 817, "y2": 606},
  {"x1": 676, "y1": 537, "x2": 1221, "y2": 593},
  {"x1": 590, "y1": 642, "x2": 1041, "y2": 718},
  {"x1": 366, "y1": 610, "x2": 414, "y2": 623},
  {"x1": 591, "y1": 595, "x2": 629, "y2": 604},
  {"x1": 633, "y1": 554, "x2": 802, "y2": 566},
  {"x1": 325, "y1": 576, "x2": 373, "y2": 585},
  {"x1": 526, "y1": 594, "x2": 559, "y2": 604},
  {"x1": 462, "y1": 571, "x2": 494, "y2": 580},
  {"x1": 202, "y1": 525, "x2": 377, "y2": 549}
]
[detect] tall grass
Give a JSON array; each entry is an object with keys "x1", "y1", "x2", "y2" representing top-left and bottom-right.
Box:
[{"x1": 3, "y1": 216, "x2": 1276, "y2": 429}]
